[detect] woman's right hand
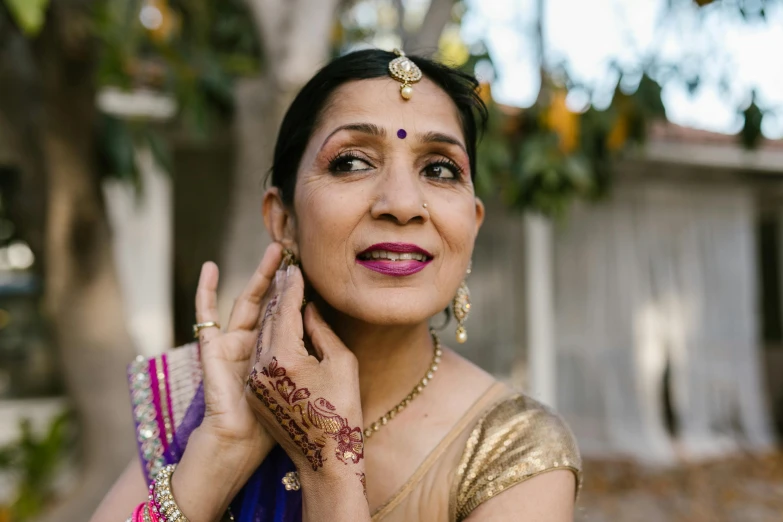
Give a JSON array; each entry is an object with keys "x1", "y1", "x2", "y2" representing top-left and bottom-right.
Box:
[{"x1": 192, "y1": 242, "x2": 284, "y2": 468}]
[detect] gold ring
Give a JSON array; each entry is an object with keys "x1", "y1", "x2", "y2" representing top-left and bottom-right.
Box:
[{"x1": 193, "y1": 321, "x2": 220, "y2": 338}]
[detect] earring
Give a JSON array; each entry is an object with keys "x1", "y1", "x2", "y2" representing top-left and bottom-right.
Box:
[
  {"x1": 281, "y1": 248, "x2": 299, "y2": 269},
  {"x1": 452, "y1": 263, "x2": 472, "y2": 344}
]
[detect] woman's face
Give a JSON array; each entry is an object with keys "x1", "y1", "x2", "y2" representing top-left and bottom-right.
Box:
[{"x1": 282, "y1": 76, "x2": 484, "y2": 326}]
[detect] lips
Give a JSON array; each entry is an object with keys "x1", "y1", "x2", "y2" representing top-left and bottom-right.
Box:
[{"x1": 356, "y1": 242, "x2": 433, "y2": 277}]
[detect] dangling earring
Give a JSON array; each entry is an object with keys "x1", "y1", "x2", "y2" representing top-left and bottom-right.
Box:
[
  {"x1": 452, "y1": 263, "x2": 471, "y2": 343},
  {"x1": 281, "y1": 247, "x2": 299, "y2": 269}
]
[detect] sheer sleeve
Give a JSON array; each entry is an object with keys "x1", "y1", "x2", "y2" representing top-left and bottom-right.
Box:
[
  {"x1": 127, "y1": 342, "x2": 203, "y2": 482},
  {"x1": 451, "y1": 394, "x2": 582, "y2": 521}
]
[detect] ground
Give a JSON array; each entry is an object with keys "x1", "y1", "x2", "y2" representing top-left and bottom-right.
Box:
[{"x1": 576, "y1": 452, "x2": 783, "y2": 522}]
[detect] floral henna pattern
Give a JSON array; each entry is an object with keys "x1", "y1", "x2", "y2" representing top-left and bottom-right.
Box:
[
  {"x1": 248, "y1": 368, "x2": 325, "y2": 471},
  {"x1": 248, "y1": 357, "x2": 365, "y2": 470},
  {"x1": 305, "y1": 398, "x2": 364, "y2": 464}
]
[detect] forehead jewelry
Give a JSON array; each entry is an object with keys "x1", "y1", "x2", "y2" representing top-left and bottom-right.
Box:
[{"x1": 389, "y1": 49, "x2": 422, "y2": 101}]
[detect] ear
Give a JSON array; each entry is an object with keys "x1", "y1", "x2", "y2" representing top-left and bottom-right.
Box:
[
  {"x1": 473, "y1": 196, "x2": 485, "y2": 236},
  {"x1": 263, "y1": 187, "x2": 298, "y2": 252}
]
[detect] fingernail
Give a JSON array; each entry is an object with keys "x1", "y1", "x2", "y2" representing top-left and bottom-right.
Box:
[
  {"x1": 275, "y1": 270, "x2": 285, "y2": 288},
  {"x1": 286, "y1": 264, "x2": 295, "y2": 277}
]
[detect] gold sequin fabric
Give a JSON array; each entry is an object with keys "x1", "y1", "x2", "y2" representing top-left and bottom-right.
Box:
[{"x1": 451, "y1": 394, "x2": 582, "y2": 521}]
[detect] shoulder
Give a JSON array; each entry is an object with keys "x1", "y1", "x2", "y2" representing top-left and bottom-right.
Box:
[{"x1": 451, "y1": 392, "x2": 582, "y2": 521}]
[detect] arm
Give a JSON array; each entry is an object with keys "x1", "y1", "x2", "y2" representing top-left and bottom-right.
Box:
[
  {"x1": 89, "y1": 459, "x2": 147, "y2": 522},
  {"x1": 462, "y1": 470, "x2": 576, "y2": 522},
  {"x1": 90, "y1": 429, "x2": 269, "y2": 522}
]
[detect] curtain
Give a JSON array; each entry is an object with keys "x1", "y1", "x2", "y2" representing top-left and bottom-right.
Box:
[{"x1": 554, "y1": 180, "x2": 774, "y2": 462}]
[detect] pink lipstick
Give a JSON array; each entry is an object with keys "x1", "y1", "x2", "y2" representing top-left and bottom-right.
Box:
[{"x1": 356, "y1": 242, "x2": 433, "y2": 277}]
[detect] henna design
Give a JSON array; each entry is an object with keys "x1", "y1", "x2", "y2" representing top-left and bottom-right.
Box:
[
  {"x1": 248, "y1": 357, "x2": 365, "y2": 470},
  {"x1": 303, "y1": 398, "x2": 364, "y2": 464},
  {"x1": 248, "y1": 368, "x2": 325, "y2": 471},
  {"x1": 254, "y1": 295, "x2": 279, "y2": 360},
  {"x1": 357, "y1": 472, "x2": 367, "y2": 498}
]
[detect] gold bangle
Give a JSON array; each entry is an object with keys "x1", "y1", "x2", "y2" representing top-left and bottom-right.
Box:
[{"x1": 150, "y1": 464, "x2": 190, "y2": 522}]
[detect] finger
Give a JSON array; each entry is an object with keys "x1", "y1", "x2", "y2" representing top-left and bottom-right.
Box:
[
  {"x1": 268, "y1": 265, "x2": 306, "y2": 355},
  {"x1": 195, "y1": 262, "x2": 222, "y2": 345},
  {"x1": 227, "y1": 242, "x2": 285, "y2": 332},
  {"x1": 303, "y1": 302, "x2": 346, "y2": 361},
  {"x1": 252, "y1": 271, "x2": 284, "y2": 364}
]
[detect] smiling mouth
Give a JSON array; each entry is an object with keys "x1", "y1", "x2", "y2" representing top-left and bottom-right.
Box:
[
  {"x1": 356, "y1": 243, "x2": 433, "y2": 276},
  {"x1": 356, "y1": 242, "x2": 433, "y2": 262},
  {"x1": 357, "y1": 250, "x2": 430, "y2": 262}
]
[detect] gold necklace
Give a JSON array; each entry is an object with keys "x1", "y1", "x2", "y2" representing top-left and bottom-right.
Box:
[{"x1": 362, "y1": 330, "x2": 442, "y2": 439}]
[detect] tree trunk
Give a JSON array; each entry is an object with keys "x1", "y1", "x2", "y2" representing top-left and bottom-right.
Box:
[
  {"x1": 34, "y1": 2, "x2": 136, "y2": 520},
  {"x1": 403, "y1": 0, "x2": 455, "y2": 55}
]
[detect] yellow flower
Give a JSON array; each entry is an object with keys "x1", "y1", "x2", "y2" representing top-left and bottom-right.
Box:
[
  {"x1": 542, "y1": 90, "x2": 579, "y2": 153},
  {"x1": 438, "y1": 26, "x2": 470, "y2": 67}
]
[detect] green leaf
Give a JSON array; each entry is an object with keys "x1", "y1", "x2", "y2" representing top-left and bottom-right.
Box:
[
  {"x1": 4, "y1": 0, "x2": 50, "y2": 36},
  {"x1": 144, "y1": 129, "x2": 172, "y2": 174},
  {"x1": 564, "y1": 155, "x2": 594, "y2": 191}
]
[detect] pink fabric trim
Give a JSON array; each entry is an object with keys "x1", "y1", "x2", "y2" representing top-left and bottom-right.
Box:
[{"x1": 148, "y1": 358, "x2": 170, "y2": 454}]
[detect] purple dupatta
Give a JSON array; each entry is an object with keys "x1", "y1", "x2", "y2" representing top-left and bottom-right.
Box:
[{"x1": 127, "y1": 343, "x2": 302, "y2": 522}]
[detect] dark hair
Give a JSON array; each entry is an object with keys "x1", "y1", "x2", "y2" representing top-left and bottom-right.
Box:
[{"x1": 270, "y1": 49, "x2": 488, "y2": 204}]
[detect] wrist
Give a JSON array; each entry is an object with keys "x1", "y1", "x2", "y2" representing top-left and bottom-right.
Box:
[
  {"x1": 170, "y1": 428, "x2": 258, "y2": 522},
  {"x1": 297, "y1": 463, "x2": 367, "y2": 495},
  {"x1": 297, "y1": 466, "x2": 370, "y2": 521}
]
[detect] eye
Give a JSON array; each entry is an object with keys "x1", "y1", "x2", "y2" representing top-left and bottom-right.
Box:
[
  {"x1": 329, "y1": 153, "x2": 373, "y2": 173},
  {"x1": 423, "y1": 160, "x2": 462, "y2": 180}
]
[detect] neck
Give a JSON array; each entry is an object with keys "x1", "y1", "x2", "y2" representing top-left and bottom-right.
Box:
[{"x1": 318, "y1": 305, "x2": 436, "y2": 424}]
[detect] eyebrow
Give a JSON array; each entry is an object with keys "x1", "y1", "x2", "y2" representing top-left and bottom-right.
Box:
[
  {"x1": 416, "y1": 130, "x2": 467, "y2": 155},
  {"x1": 320, "y1": 123, "x2": 386, "y2": 151}
]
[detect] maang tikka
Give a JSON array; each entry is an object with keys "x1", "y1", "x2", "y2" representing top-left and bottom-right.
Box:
[
  {"x1": 388, "y1": 49, "x2": 422, "y2": 100},
  {"x1": 452, "y1": 262, "x2": 472, "y2": 343}
]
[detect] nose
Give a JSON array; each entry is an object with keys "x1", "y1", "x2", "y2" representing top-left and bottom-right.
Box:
[{"x1": 369, "y1": 167, "x2": 429, "y2": 225}]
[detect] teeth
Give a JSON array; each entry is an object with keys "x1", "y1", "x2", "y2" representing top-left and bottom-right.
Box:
[{"x1": 360, "y1": 250, "x2": 428, "y2": 261}]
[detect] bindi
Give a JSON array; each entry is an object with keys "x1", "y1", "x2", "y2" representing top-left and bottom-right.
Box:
[{"x1": 396, "y1": 128, "x2": 407, "y2": 139}]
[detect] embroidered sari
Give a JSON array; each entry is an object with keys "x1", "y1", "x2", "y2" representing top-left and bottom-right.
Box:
[{"x1": 128, "y1": 344, "x2": 582, "y2": 522}]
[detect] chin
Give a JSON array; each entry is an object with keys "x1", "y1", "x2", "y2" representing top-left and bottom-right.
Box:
[{"x1": 340, "y1": 292, "x2": 443, "y2": 326}]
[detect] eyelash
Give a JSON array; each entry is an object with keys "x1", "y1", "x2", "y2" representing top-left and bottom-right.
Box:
[{"x1": 327, "y1": 152, "x2": 464, "y2": 181}]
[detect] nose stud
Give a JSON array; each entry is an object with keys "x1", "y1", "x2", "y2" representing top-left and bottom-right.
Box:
[{"x1": 422, "y1": 203, "x2": 428, "y2": 209}]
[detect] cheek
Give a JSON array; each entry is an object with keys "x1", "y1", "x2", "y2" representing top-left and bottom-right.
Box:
[
  {"x1": 294, "y1": 180, "x2": 365, "y2": 281},
  {"x1": 433, "y1": 195, "x2": 478, "y2": 253}
]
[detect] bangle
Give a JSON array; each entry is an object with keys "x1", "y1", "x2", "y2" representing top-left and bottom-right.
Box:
[
  {"x1": 150, "y1": 464, "x2": 189, "y2": 522},
  {"x1": 127, "y1": 501, "x2": 155, "y2": 522},
  {"x1": 147, "y1": 463, "x2": 234, "y2": 522}
]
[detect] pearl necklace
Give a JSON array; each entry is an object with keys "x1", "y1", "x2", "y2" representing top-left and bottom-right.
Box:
[{"x1": 362, "y1": 330, "x2": 442, "y2": 439}]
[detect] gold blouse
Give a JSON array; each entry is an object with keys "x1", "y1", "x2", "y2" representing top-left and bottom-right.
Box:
[{"x1": 370, "y1": 382, "x2": 582, "y2": 521}]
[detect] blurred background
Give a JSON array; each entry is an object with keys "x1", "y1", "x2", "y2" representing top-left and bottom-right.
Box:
[{"x1": 0, "y1": 0, "x2": 781, "y2": 520}]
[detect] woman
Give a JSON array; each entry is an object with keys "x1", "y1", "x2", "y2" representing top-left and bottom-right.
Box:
[{"x1": 92, "y1": 49, "x2": 581, "y2": 522}]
